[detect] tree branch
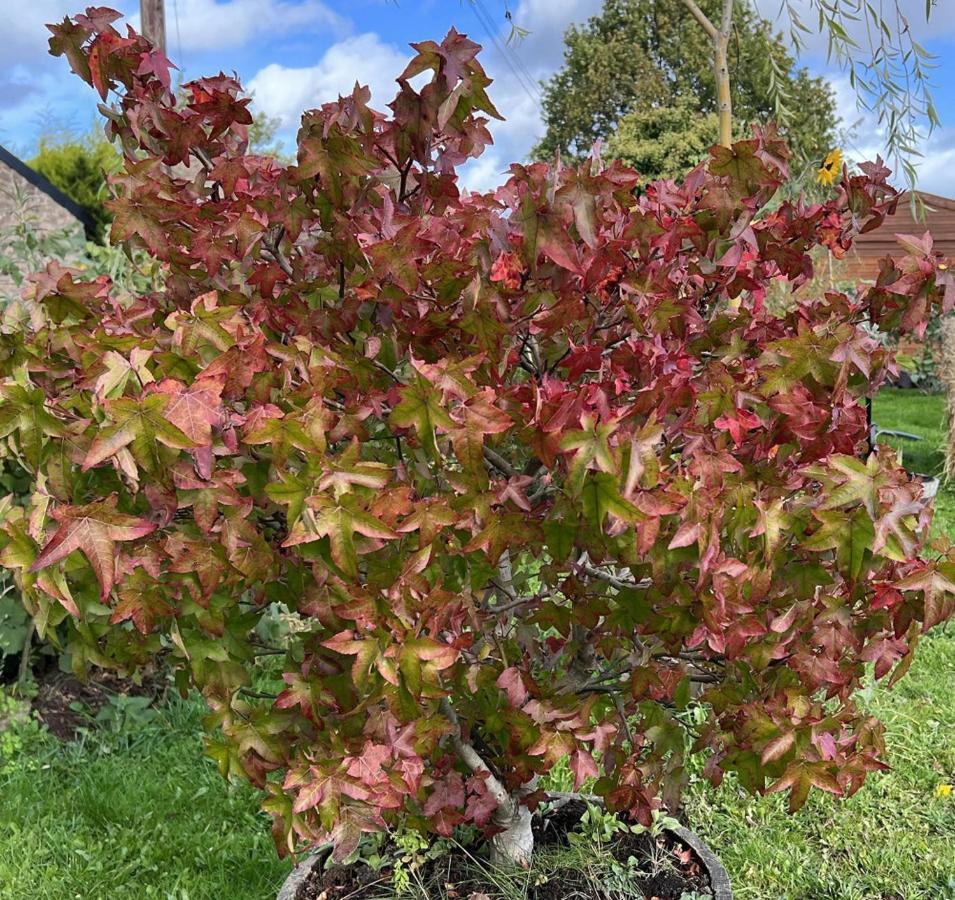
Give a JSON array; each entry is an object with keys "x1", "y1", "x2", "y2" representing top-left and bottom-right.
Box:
[
  {"x1": 720, "y1": 0, "x2": 734, "y2": 35},
  {"x1": 440, "y1": 698, "x2": 515, "y2": 814},
  {"x1": 577, "y1": 561, "x2": 650, "y2": 591},
  {"x1": 680, "y1": 0, "x2": 719, "y2": 40},
  {"x1": 483, "y1": 447, "x2": 519, "y2": 478},
  {"x1": 262, "y1": 226, "x2": 294, "y2": 279},
  {"x1": 190, "y1": 148, "x2": 224, "y2": 201}
]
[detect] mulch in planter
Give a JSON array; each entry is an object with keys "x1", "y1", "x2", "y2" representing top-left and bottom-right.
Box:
[
  {"x1": 297, "y1": 801, "x2": 713, "y2": 900},
  {"x1": 28, "y1": 668, "x2": 165, "y2": 741}
]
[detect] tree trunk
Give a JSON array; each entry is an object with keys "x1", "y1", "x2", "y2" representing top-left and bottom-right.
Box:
[
  {"x1": 713, "y1": 34, "x2": 733, "y2": 147},
  {"x1": 489, "y1": 800, "x2": 534, "y2": 868}
]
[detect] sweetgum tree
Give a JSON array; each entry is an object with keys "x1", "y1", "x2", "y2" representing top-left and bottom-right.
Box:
[{"x1": 2, "y1": 6, "x2": 955, "y2": 868}]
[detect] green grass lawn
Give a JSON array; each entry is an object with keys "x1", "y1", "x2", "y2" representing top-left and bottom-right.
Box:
[
  {"x1": 0, "y1": 389, "x2": 953, "y2": 900},
  {"x1": 873, "y1": 388, "x2": 955, "y2": 539},
  {"x1": 0, "y1": 694, "x2": 292, "y2": 899}
]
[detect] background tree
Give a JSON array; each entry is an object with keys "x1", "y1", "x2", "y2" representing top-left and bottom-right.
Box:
[
  {"x1": 534, "y1": 0, "x2": 837, "y2": 178},
  {"x1": 247, "y1": 110, "x2": 289, "y2": 160},
  {"x1": 29, "y1": 128, "x2": 120, "y2": 241},
  {"x1": 604, "y1": 99, "x2": 720, "y2": 184}
]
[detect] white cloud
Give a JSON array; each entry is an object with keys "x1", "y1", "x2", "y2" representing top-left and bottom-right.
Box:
[
  {"x1": 247, "y1": 33, "x2": 408, "y2": 127},
  {"x1": 131, "y1": 0, "x2": 348, "y2": 52},
  {"x1": 448, "y1": 0, "x2": 600, "y2": 189},
  {"x1": 4, "y1": 1, "x2": 70, "y2": 70},
  {"x1": 917, "y1": 130, "x2": 955, "y2": 197}
]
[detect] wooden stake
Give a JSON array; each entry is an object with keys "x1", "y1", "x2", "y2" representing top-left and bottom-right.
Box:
[{"x1": 140, "y1": 0, "x2": 166, "y2": 54}]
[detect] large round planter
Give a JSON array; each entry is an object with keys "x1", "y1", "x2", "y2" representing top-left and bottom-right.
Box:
[
  {"x1": 916, "y1": 473, "x2": 940, "y2": 500},
  {"x1": 276, "y1": 844, "x2": 331, "y2": 900},
  {"x1": 276, "y1": 826, "x2": 732, "y2": 900}
]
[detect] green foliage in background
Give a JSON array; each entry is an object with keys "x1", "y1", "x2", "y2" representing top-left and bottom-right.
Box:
[
  {"x1": 534, "y1": 0, "x2": 837, "y2": 180},
  {"x1": 605, "y1": 98, "x2": 720, "y2": 183},
  {"x1": 29, "y1": 130, "x2": 121, "y2": 242}
]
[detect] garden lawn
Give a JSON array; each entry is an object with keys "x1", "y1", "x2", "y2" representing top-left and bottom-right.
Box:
[
  {"x1": 0, "y1": 694, "x2": 293, "y2": 899},
  {"x1": 873, "y1": 387, "x2": 955, "y2": 538},
  {"x1": 0, "y1": 388, "x2": 952, "y2": 900}
]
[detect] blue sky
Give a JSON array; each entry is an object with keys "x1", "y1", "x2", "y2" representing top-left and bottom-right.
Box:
[{"x1": 3, "y1": 0, "x2": 955, "y2": 194}]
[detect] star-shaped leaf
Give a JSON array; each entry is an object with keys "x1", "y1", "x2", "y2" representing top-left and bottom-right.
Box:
[
  {"x1": 83, "y1": 393, "x2": 199, "y2": 473},
  {"x1": 30, "y1": 496, "x2": 157, "y2": 599},
  {"x1": 389, "y1": 376, "x2": 454, "y2": 460},
  {"x1": 283, "y1": 496, "x2": 398, "y2": 577}
]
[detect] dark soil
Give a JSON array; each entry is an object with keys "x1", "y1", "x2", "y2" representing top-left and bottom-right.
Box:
[
  {"x1": 29, "y1": 668, "x2": 165, "y2": 741},
  {"x1": 297, "y1": 801, "x2": 713, "y2": 900}
]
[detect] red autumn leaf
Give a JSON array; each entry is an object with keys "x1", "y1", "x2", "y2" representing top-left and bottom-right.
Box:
[
  {"x1": 496, "y1": 666, "x2": 528, "y2": 708},
  {"x1": 30, "y1": 495, "x2": 156, "y2": 599}
]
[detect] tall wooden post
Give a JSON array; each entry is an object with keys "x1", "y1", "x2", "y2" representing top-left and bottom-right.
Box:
[{"x1": 141, "y1": 0, "x2": 166, "y2": 53}]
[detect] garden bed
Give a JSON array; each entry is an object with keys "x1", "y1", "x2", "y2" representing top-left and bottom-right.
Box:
[
  {"x1": 294, "y1": 802, "x2": 718, "y2": 900},
  {"x1": 25, "y1": 668, "x2": 164, "y2": 741}
]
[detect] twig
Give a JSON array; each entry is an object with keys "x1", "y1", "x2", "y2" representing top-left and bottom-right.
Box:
[
  {"x1": 483, "y1": 447, "x2": 518, "y2": 478},
  {"x1": 612, "y1": 693, "x2": 633, "y2": 744},
  {"x1": 17, "y1": 621, "x2": 35, "y2": 690},
  {"x1": 262, "y1": 226, "x2": 294, "y2": 279},
  {"x1": 238, "y1": 688, "x2": 278, "y2": 700},
  {"x1": 486, "y1": 593, "x2": 543, "y2": 616},
  {"x1": 191, "y1": 148, "x2": 223, "y2": 201},
  {"x1": 578, "y1": 562, "x2": 649, "y2": 591}
]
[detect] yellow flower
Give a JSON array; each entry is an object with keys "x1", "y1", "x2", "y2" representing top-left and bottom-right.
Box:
[
  {"x1": 816, "y1": 148, "x2": 843, "y2": 186},
  {"x1": 936, "y1": 783, "x2": 953, "y2": 798}
]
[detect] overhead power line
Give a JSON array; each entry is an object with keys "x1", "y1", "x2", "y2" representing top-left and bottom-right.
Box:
[{"x1": 466, "y1": 0, "x2": 541, "y2": 106}]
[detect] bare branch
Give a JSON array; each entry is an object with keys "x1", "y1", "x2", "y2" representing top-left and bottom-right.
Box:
[
  {"x1": 680, "y1": 0, "x2": 719, "y2": 40},
  {"x1": 192, "y1": 147, "x2": 214, "y2": 171},
  {"x1": 440, "y1": 698, "x2": 514, "y2": 813},
  {"x1": 262, "y1": 226, "x2": 294, "y2": 279},
  {"x1": 612, "y1": 692, "x2": 633, "y2": 745},
  {"x1": 483, "y1": 446, "x2": 519, "y2": 478},
  {"x1": 578, "y1": 561, "x2": 650, "y2": 591}
]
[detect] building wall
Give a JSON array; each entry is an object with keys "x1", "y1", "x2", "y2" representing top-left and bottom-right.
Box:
[
  {"x1": 843, "y1": 191, "x2": 955, "y2": 283},
  {"x1": 0, "y1": 156, "x2": 85, "y2": 301}
]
